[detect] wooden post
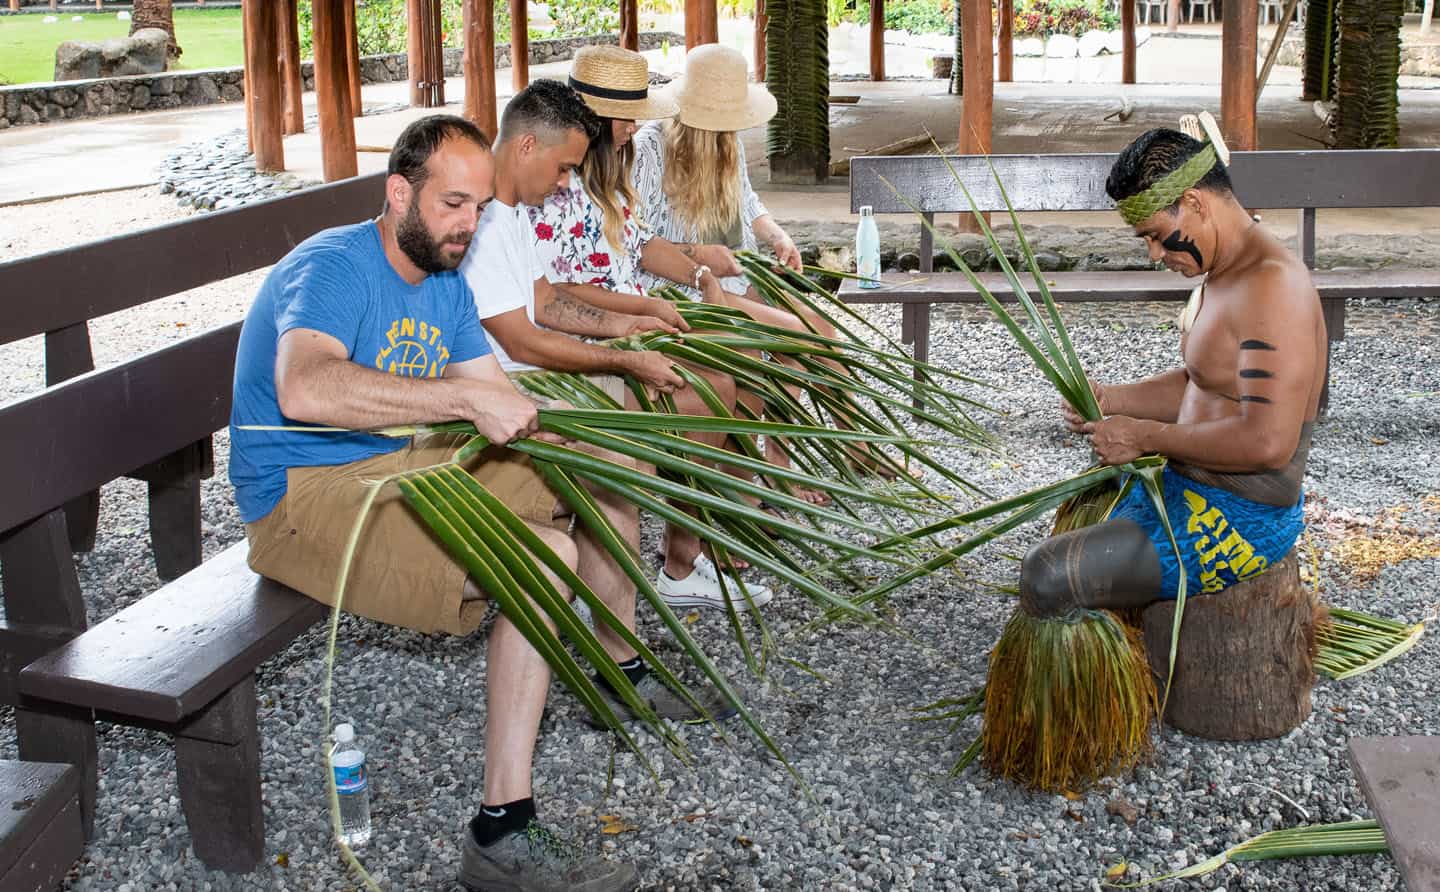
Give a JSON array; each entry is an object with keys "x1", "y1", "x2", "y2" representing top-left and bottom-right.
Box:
[
  {"x1": 685, "y1": 0, "x2": 700, "y2": 49},
  {"x1": 754, "y1": 0, "x2": 767, "y2": 80},
  {"x1": 430, "y1": 0, "x2": 446, "y2": 106},
  {"x1": 344, "y1": 0, "x2": 364, "y2": 116},
  {"x1": 1122, "y1": 0, "x2": 1136, "y2": 84},
  {"x1": 242, "y1": 10, "x2": 254, "y2": 152},
  {"x1": 511, "y1": 0, "x2": 529, "y2": 90},
  {"x1": 463, "y1": 0, "x2": 499, "y2": 139},
  {"x1": 620, "y1": 0, "x2": 639, "y2": 51},
  {"x1": 243, "y1": 0, "x2": 285, "y2": 172},
  {"x1": 998, "y1": 0, "x2": 1013, "y2": 82},
  {"x1": 408, "y1": 0, "x2": 426, "y2": 106},
  {"x1": 314, "y1": 0, "x2": 359, "y2": 181},
  {"x1": 958, "y1": 0, "x2": 993, "y2": 232},
  {"x1": 1221, "y1": 0, "x2": 1259, "y2": 150},
  {"x1": 279, "y1": 0, "x2": 305, "y2": 135},
  {"x1": 700, "y1": 0, "x2": 718, "y2": 44},
  {"x1": 870, "y1": 0, "x2": 885, "y2": 81}
]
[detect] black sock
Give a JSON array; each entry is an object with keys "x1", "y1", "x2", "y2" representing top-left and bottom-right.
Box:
[
  {"x1": 470, "y1": 797, "x2": 537, "y2": 846},
  {"x1": 595, "y1": 657, "x2": 648, "y2": 696}
]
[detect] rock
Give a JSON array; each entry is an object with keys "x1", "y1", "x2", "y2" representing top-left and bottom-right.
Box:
[
  {"x1": 1103, "y1": 29, "x2": 1126, "y2": 55},
  {"x1": 150, "y1": 77, "x2": 174, "y2": 96},
  {"x1": 186, "y1": 77, "x2": 221, "y2": 104},
  {"x1": 1016, "y1": 37, "x2": 1046, "y2": 57},
  {"x1": 51, "y1": 87, "x2": 79, "y2": 107},
  {"x1": 1078, "y1": 30, "x2": 1109, "y2": 57},
  {"x1": 17, "y1": 104, "x2": 40, "y2": 126},
  {"x1": 55, "y1": 28, "x2": 169, "y2": 81},
  {"x1": 896, "y1": 252, "x2": 922, "y2": 272},
  {"x1": 1105, "y1": 799, "x2": 1139, "y2": 825},
  {"x1": 129, "y1": 85, "x2": 151, "y2": 109},
  {"x1": 220, "y1": 83, "x2": 243, "y2": 102},
  {"x1": 1045, "y1": 34, "x2": 1079, "y2": 58}
]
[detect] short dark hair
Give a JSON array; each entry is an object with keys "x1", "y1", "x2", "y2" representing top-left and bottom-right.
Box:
[
  {"x1": 388, "y1": 114, "x2": 492, "y2": 192},
  {"x1": 498, "y1": 79, "x2": 602, "y2": 146},
  {"x1": 1105, "y1": 128, "x2": 1234, "y2": 209}
]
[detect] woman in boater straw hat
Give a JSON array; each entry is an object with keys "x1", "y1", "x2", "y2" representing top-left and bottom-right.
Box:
[{"x1": 528, "y1": 44, "x2": 788, "y2": 609}]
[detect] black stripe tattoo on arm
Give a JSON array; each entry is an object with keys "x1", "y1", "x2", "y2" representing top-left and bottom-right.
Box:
[
  {"x1": 1239, "y1": 339, "x2": 1277, "y2": 351},
  {"x1": 1240, "y1": 395, "x2": 1274, "y2": 404},
  {"x1": 1239, "y1": 369, "x2": 1274, "y2": 379}
]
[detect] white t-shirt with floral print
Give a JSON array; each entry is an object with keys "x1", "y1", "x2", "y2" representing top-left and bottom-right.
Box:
[
  {"x1": 629, "y1": 121, "x2": 769, "y2": 299},
  {"x1": 529, "y1": 171, "x2": 653, "y2": 297}
]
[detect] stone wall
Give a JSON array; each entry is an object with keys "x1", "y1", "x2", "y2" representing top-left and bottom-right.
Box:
[
  {"x1": 0, "y1": 30, "x2": 681, "y2": 130},
  {"x1": 1259, "y1": 34, "x2": 1440, "y2": 78}
]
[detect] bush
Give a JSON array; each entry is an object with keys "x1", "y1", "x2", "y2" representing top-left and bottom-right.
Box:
[
  {"x1": 884, "y1": 0, "x2": 955, "y2": 34},
  {"x1": 1009, "y1": 0, "x2": 1116, "y2": 38},
  {"x1": 298, "y1": 0, "x2": 519, "y2": 57},
  {"x1": 546, "y1": 0, "x2": 618, "y2": 37}
]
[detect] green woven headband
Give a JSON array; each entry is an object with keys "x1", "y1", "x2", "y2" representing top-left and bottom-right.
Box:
[{"x1": 1114, "y1": 143, "x2": 1219, "y2": 226}]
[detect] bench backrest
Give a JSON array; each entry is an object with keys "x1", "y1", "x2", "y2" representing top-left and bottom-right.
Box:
[
  {"x1": 0, "y1": 173, "x2": 387, "y2": 535},
  {"x1": 850, "y1": 149, "x2": 1440, "y2": 215},
  {"x1": 0, "y1": 171, "x2": 386, "y2": 387}
]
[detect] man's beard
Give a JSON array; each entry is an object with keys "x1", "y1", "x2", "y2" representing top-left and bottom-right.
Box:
[{"x1": 397, "y1": 201, "x2": 470, "y2": 273}]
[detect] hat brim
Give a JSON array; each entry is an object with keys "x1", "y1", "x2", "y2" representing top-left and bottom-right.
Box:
[
  {"x1": 664, "y1": 80, "x2": 777, "y2": 133},
  {"x1": 578, "y1": 91, "x2": 679, "y2": 122}
]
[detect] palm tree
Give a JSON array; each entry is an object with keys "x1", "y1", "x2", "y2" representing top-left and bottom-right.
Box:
[
  {"x1": 1332, "y1": 0, "x2": 1404, "y2": 147},
  {"x1": 765, "y1": 0, "x2": 830, "y2": 183},
  {"x1": 1302, "y1": 0, "x2": 1339, "y2": 101},
  {"x1": 131, "y1": 0, "x2": 182, "y2": 62}
]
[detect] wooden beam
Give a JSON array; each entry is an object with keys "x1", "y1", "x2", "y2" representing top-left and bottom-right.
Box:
[
  {"x1": 958, "y1": 0, "x2": 992, "y2": 231},
  {"x1": 754, "y1": 0, "x2": 768, "y2": 80},
  {"x1": 686, "y1": 0, "x2": 700, "y2": 50},
  {"x1": 870, "y1": 0, "x2": 885, "y2": 81},
  {"x1": 429, "y1": 0, "x2": 446, "y2": 106},
  {"x1": 1121, "y1": 0, "x2": 1136, "y2": 84},
  {"x1": 279, "y1": 0, "x2": 305, "y2": 135},
  {"x1": 242, "y1": 8, "x2": 254, "y2": 152},
  {"x1": 344, "y1": 0, "x2": 364, "y2": 116},
  {"x1": 242, "y1": 0, "x2": 285, "y2": 172},
  {"x1": 511, "y1": 0, "x2": 530, "y2": 90},
  {"x1": 463, "y1": 0, "x2": 499, "y2": 139},
  {"x1": 313, "y1": 0, "x2": 359, "y2": 181},
  {"x1": 998, "y1": 0, "x2": 1013, "y2": 82},
  {"x1": 701, "y1": 0, "x2": 718, "y2": 44},
  {"x1": 620, "y1": 0, "x2": 639, "y2": 51},
  {"x1": 1221, "y1": 0, "x2": 1259, "y2": 150},
  {"x1": 409, "y1": 0, "x2": 426, "y2": 106}
]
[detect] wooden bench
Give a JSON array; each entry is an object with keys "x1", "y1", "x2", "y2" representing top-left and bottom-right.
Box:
[
  {"x1": 842, "y1": 149, "x2": 1440, "y2": 410},
  {"x1": 1348, "y1": 736, "x2": 1440, "y2": 891},
  {"x1": 0, "y1": 172, "x2": 385, "y2": 872},
  {"x1": 0, "y1": 761, "x2": 83, "y2": 891}
]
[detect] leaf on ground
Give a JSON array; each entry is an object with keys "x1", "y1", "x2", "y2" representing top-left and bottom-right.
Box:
[
  {"x1": 1371, "y1": 437, "x2": 1389, "y2": 445},
  {"x1": 598, "y1": 814, "x2": 639, "y2": 835},
  {"x1": 734, "y1": 835, "x2": 754, "y2": 848},
  {"x1": 1105, "y1": 861, "x2": 1128, "y2": 881},
  {"x1": 275, "y1": 852, "x2": 290, "y2": 867},
  {"x1": 1062, "y1": 790, "x2": 1085, "y2": 801},
  {"x1": 684, "y1": 610, "x2": 700, "y2": 625}
]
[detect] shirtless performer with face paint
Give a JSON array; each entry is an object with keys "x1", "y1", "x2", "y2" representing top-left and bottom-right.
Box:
[{"x1": 1019, "y1": 122, "x2": 1328, "y2": 617}]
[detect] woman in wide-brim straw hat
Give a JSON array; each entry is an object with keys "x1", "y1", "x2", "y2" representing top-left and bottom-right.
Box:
[{"x1": 527, "y1": 46, "x2": 785, "y2": 608}]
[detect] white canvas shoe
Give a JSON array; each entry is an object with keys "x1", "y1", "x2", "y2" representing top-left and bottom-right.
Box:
[{"x1": 655, "y1": 554, "x2": 774, "y2": 610}]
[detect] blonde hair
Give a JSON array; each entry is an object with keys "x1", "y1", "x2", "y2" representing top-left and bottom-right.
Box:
[
  {"x1": 661, "y1": 120, "x2": 742, "y2": 241},
  {"x1": 579, "y1": 119, "x2": 638, "y2": 255}
]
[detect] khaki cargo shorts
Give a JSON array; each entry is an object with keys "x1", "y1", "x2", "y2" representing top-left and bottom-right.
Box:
[{"x1": 245, "y1": 432, "x2": 564, "y2": 636}]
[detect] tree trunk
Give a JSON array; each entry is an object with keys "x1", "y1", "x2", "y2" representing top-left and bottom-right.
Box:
[
  {"x1": 1302, "y1": 0, "x2": 1340, "y2": 100},
  {"x1": 765, "y1": 0, "x2": 829, "y2": 184},
  {"x1": 130, "y1": 0, "x2": 181, "y2": 62},
  {"x1": 1142, "y1": 550, "x2": 1321, "y2": 741},
  {"x1": 951, "y1": 0, "x2": 962, "y2": 94},
  {"x1": 1332, "y1": 0, "x2": 1404, "y2": 147}
]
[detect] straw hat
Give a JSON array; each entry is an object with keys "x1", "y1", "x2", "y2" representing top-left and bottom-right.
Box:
[
  {"x1": 567, "y1": 45, "x2": 677, "y2": 121},
  {"x1": 664, "y1": 44, "x2": 776, "y2": 133}
]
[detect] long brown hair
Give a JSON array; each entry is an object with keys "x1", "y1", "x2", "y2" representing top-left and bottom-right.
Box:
[
  {"x1": 661, "y1": 119, "x2": 742, "y2": 240},
  {"x1": 579, "y1": 119, "x2": 638, "y2": 254}
]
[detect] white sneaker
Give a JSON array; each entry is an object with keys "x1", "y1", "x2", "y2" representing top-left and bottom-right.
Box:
[{"x1": 655, "y1": 554, "x2": 774, "y2": 611}]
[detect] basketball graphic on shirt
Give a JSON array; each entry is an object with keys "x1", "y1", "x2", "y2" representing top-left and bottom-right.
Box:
[{"x1": 386, "y1": 340, "x2": 430, "y2": 377}]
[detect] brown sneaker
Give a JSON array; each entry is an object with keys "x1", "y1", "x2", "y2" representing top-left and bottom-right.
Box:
[{"x1": 458, "y1": 820, "x2": 639, "y2": 892}]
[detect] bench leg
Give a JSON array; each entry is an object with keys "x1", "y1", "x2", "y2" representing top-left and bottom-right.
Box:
[
  {"x1": 133, "y1": 439, "x2": 213, "y2": 582},
  {"x1": 176, "y1": 676, "x2": 265, "y2": 872},
  {"x1": 46, "y1": 322, "x2": 99, "y2": 553},
  {"x1": 1, "y1": 511, "x2": 97, "y2": 838},
  {"x1": 15, "y1": 707, "x2": 98, "y2": 840},
  {"x1": 1319, "y1": 298, "x2": 1345, "y2": 418}
]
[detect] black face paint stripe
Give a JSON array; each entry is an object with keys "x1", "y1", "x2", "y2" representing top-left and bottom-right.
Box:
[
  {"x1": 1240, "y1": 395, "x2": 1274, "y2": 404},
  {"x1": 1239, "y1": 369, "x2": 1274, "y2": 379},
  {"x1": 1240, "y1": 339, "x2": 1277, "y2": 351},
  {"x1": 1161, "y1": 231, "x2": 1203, "y2": 267}
]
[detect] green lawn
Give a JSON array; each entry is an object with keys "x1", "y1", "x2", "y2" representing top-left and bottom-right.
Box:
[{"x1": 0, "y1": 8, "x2": 243, "y2": 86}]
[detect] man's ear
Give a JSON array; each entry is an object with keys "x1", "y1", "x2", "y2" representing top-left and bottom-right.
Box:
[
  {"x1": 517, "y1": 131, "x2": 539, "y2": 158},
  {"x1": 1180, "y1": 187, "x2": 1208, "y2": 222},
  {"x1": 386, "y1": 174, "x2": 414, "y2": 216}
]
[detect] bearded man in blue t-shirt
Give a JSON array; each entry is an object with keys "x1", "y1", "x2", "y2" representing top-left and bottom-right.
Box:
[{"x1": 230, "y1": 115, "x2": 669, "y2": 892}]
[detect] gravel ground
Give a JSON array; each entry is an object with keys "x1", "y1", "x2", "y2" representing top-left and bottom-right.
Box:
[{"x1": 0, "y1": 187, "x2": 1437, "y2": 891}]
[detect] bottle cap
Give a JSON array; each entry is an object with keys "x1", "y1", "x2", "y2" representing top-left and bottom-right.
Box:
[
  {"x1": 334, "y1": 723, "x2": 355, "y2": 743},
  {"x1": 859, "y1": 205, "x2": 874, "y2": 215}
]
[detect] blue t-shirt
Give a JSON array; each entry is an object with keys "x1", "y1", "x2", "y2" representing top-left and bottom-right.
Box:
[{"x1": 229, "y1": 221, "x2": 491, "y2": 523}]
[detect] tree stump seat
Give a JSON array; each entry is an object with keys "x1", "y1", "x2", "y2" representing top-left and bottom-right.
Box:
[{"x1": 1141, "y1": 549, "x2": 1320, "y2": 741}]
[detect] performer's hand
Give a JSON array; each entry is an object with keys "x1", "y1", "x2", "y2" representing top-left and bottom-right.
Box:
[
  {"x1": 622, "y1": 314, "x2": 680, "y2": 336},
  {"x1": 1062, "y1": 380, "x2": 1108, "y2": 432},
  {"x1": 624, "y1": 351, "x2": 686, "y2": 394},
  {"x1": 472, "y1": 388, "x2": 541, "y2": 445},
  {"x1": 1079, "y1": 415, "x2": 1150, "y2": 465},
  {"x1": 641, "y1": 296, "x2": 689, "y2": 332},
  {"x1": 696, "y1": 244, "x2": 743, "y2": 277},
  {"x1": 771, "y1": 233, "x2": 803, "y2": 272}
]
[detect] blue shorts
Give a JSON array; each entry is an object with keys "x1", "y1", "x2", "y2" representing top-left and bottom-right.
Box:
[{"x1": 1108, "y1": 466, "x2": 1304, "y2": 600}]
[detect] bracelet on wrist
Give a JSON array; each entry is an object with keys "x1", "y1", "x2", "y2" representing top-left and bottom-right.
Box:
[{"x1": 691, "y1": 264, "x2": 711, "y2": 289}]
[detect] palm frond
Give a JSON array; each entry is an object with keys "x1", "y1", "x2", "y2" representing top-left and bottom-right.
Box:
[
  {"x1": 1108, "y1": 820, "x2": 1388, "y2": 886},
  {"x1": 1316, "y1": 607, "x2": 1427, "y2": 680}
]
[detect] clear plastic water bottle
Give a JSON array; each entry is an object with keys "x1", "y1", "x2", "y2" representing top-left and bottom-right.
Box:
[
  {"x1": 330, "y1": 723, "x2": 371, "y2": 847},
  {"x1": 856, "y1": 205, "x2": 882, "y2": 289}
]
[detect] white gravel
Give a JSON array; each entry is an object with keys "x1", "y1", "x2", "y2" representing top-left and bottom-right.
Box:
[{"x1": 0, "y1": 186, "x2": 1436, "y2": 891}]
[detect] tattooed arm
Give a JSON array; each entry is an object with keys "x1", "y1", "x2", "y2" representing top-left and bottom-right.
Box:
[
  {"x1": 480, "y1": 297, "x2": 684, "y2": 390},
  {"x1": 549, "y1": 281, "x2": 689, "y2": 332},
  {"x1": 1083, "y1": 263, "x2": 1319, "y2": 470},
  {"x1": 529, "y1": 278, "x2": 670, "y2": 338}
]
